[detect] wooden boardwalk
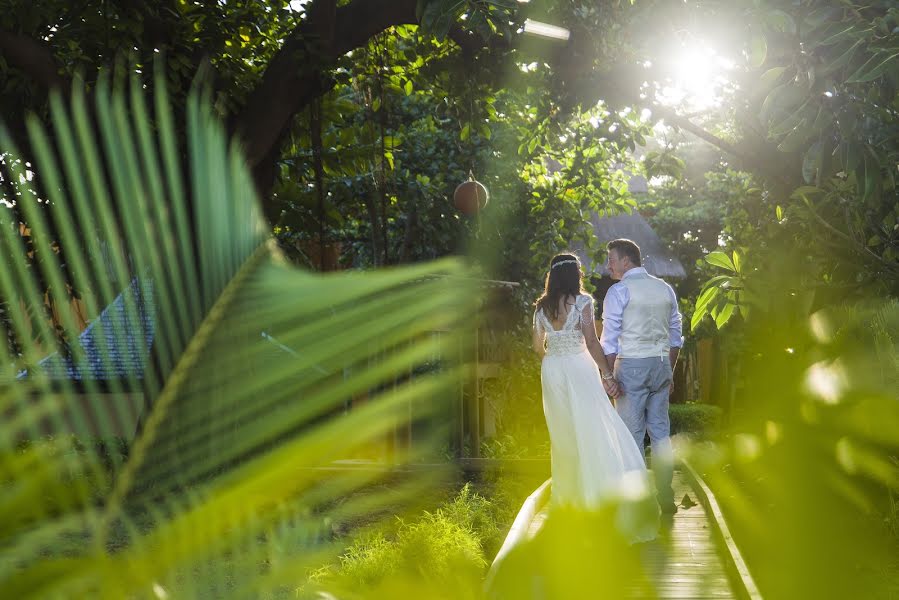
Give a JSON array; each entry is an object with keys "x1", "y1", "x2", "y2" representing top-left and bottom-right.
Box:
[{"x1": 494, "y1": 471, "x2": 737, "y2": 599}]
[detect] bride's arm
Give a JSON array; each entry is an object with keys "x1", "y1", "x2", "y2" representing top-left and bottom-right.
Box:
[
  {"x1": 581, "y1": 298, "x2": 620, "y2": 397},
  {"x1": 532, "y1": 309, "x2": 546, "y2": 358}
]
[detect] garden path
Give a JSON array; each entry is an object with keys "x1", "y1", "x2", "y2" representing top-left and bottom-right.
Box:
[{"x1": 491, "y1": 470, "x2": 737, "y2": 599}]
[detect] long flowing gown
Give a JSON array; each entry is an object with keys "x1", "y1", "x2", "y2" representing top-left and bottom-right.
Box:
[{"x1": 535, "y1": 294, "x2": 657, "y2": 539}]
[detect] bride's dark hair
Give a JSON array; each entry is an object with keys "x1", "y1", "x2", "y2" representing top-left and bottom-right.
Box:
[{"x1": 535, "y1": 253, "x2": 585, "y2": 322}]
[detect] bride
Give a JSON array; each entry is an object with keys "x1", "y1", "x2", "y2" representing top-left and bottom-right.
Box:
[{"x1": 532, "y1": 253, "x2": 657, "y2": 531}]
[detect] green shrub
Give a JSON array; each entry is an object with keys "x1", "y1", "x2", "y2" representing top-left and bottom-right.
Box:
[
  {"x1": 669, "y1": 403, "x2": 721, "y2": 438},
  {"x1": 480, "y1": 434, "x2": 550, "y2": 460},
  {"x1": 439, "y1": 483, "x2": 502, "y2": 553},
  {"x1": 305, "y1": 484, "x2": 493, "y2": 597}
]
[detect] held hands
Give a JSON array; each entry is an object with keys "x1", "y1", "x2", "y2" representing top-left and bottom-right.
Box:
[{"x1": 602, "y1": 376, "x2": 621, "y2": 399}]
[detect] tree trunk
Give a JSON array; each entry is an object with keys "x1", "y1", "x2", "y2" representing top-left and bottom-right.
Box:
[
  {"x1": 364, "y1": 189, "x2": 385, "y2": 267},
  {"x1": 234, "y1": 0, "x2": 419, "y2": 211}
]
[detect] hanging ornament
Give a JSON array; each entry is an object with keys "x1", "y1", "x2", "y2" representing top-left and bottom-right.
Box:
[{"x1": 453, "y1": 173, "x2": 489, "y2": 215}]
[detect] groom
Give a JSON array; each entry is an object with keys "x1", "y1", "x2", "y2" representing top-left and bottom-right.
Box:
[{"x1": 600, "y1": 238, "x2": 683, "y2": 514}]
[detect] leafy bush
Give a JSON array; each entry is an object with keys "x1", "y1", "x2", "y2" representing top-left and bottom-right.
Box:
[
  {"x1": 480, "y1": 434, "x2": 550, "y2": 460},
  {"x1": 304, "y1": 483, "x2": 500, "y2": 597},
  {"x1": 669, "y1": 403, "x2": 721, "y2": 439}
]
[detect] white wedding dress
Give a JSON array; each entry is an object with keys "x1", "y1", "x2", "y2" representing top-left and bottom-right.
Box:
[{"x1": 535, "y1": 294, "x2": 657, "y2": 538}]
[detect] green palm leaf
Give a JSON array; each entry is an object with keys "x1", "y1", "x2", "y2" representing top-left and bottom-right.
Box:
[{"x1": 0, "y1": 67, "x2": 472, "y2": 598}]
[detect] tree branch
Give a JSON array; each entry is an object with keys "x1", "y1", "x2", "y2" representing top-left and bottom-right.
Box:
[
  {"x1": 651, "y1": 104, "x2": 743, "y2": 159},
  {"x1": 650, "y1": 103, "x2": 797, "y2": 186},
  {"x1": 234, "y1": 0, "x2": 419, "y2": 171},
  {"x1": 803, "y1": 197, "x2": 899, "y2": 276},
  {"x1": 0, "y1": 29, "x2": 67, "y2": 91}
]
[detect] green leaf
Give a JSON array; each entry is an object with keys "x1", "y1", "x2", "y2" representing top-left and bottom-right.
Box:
[
  {"x1": 419, "y1": 0, "x2": 467, "y2": 39},
  {"x1": 694, "y1": 284, "x2": 720, "y2": 316},
  {"x1": 760, "y1": 83, "x2": 807, "y2": 122},
  {"x1": 705, "y1": 251, "x2": 736, "y2": 272},
  {"x1": 760, "y1": 66, "x2": 787, "y2": 88},
  {"x1": 750, "y1": 34, "x2": 768, "y2": 68},
  {"x1": 818, "y1": 23, "x2": 857, "y2": 46},
  {"x1": 764, "y1": 9, "x2": 794, "y2": 33},
  {"x1": 841, "y1": 142, "x2": 862, "y2": 172},
  {"x1": 460, "y1": 123, "x2": 470, "y2": 141},
  {"x1": 776, "y1": 205, "x2": 783, "y2": 220},
  {"x1": 847, "y1": 51, "x2": 899, "y2": 83},
  {"x1": 790, "y1": 185, "x2": 823, "y2": 201},
  {"x1": 802, "y1": 141, "x2": 823, "y2": 184},
  {"x1": 867, "y1": 235, "x2": 882, "y2": 247},
  {"x1": 690, "y1": 309, "x2": 705, "y2": 333},
  {"x1": 776, "y1": 119, "x2": 813, "y2": 153},
  {"x1": 372, "y1": 96, "x2": 381, "y2": 112},
  {"x1": 732, "y1": 251, "x2": 742, "y2": 274},
  {"x1": 862, "y1": 150, "x2": 880, "y2": 203},
  {"x1": 404, "y1": 79, "x2": 413, "y2": 96},
  {"x1": 714, "y1": 302, "x2": 735, "y2": 329},
  {"x1": 820, "y1": 38, "x2": 864, "y2": 76}
]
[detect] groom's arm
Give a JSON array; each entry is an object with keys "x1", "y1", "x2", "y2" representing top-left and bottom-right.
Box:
[
  {"x1": 669, "y1": 347, "x2": 680, "y2": 370},
  {"x1": 600, "y1": 285, "x2": 625, "y2": 372},
  {"x1": 667, "y1": 283, "x2": 684, "y2": 370}
]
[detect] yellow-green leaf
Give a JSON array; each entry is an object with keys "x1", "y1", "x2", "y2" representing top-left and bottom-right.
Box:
[
  {"x1": 715, "y1": 302, "x2": 735, "y2": 329},
  {"x1": 705, "y1": 251, "x2": 736, "y2": 272}
]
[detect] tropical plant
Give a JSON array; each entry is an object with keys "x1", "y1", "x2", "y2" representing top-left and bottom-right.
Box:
[
  {"x1": 685, "y1": 296, "x2": 899, "y2": 599},
  {"x1": 0, "y1": 66, "x2": 474, "y2": 598}
]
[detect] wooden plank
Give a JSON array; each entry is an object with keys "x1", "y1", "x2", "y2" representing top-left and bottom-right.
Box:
[
  {"x1": 680, "y1": 461, "x2": 763, "y2": 600},
  {"x1": 487, "y1": 470, "x2": 742, "y2": 599}
]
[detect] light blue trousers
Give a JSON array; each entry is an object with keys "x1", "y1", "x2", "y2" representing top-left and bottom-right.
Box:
[{"x1": 614, "y1": 356, "x2": 675, "y2": 505}]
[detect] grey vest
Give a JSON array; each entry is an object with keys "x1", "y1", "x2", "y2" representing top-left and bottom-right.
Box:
[{"x1": 619, "y1": 272, "x2": 672, "y2": 358}]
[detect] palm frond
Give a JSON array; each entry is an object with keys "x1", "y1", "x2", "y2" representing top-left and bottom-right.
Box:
[{"x1": 0, "y1": 65, "x2": 472, "y2": 598}]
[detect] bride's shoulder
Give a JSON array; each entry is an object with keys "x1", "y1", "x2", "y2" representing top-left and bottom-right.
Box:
[{"x1": 576, "y1": 294, "x2": 594, "y2": 307}]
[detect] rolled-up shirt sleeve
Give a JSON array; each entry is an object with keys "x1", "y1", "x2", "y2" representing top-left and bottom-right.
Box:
[
  {"x1": 600, "y1": 284, "x2": 626, "y2": 355},
  {"x1": 667, "y1": 283, "x2": 684, "y2": 348}
]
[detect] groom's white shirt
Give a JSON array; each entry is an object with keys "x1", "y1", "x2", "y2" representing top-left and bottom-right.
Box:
[{"x1": 600, "y1": 267, "x2": 683, "y2": 357}]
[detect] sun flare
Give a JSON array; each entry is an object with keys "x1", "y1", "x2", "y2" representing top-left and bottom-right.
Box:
[{"x1": 658, "y1": 45, "x2": 732, "y2": 111}]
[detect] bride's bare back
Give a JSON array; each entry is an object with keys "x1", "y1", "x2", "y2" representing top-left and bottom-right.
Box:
[{"x1": 548, "y1": 294, "x2": 578, "y2": 331}]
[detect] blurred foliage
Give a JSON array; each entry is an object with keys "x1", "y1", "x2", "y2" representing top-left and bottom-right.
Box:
[
  {"x1": 0, "y1": 70, "x2": 474, "y2": 598},
  {"x1": 669, "y1": 403, "x2": 721, "y2": 439},
  {"x1": 299, "y1": 479, "x2": 532, "y2": 599},
  {"x1": 480, "y1": 343, "x2": 550, "y2": 458},
  {"x1": 686, "y1": 296, "x2": 899, "y2": 599}
]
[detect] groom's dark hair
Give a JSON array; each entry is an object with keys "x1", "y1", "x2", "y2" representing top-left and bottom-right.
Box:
[{"x1": 607, "y1": 239, "x2": 641, "y2": 266}]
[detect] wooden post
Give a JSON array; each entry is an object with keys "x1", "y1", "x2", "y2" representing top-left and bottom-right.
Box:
[
  {"x1": 470, "y1": 319, "x2": 481, "y2": 458},
  {"x1": 698, "y1": 338, "x2": 713, "y2": 405}
]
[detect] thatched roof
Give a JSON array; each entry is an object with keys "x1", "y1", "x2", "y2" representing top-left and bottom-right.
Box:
[
  {"x1": 576, "y1": 211, "x2": 686, "y2": 279},
  {"x1": 17, "y1": 278, "x2": 156, "y2": 384}
]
